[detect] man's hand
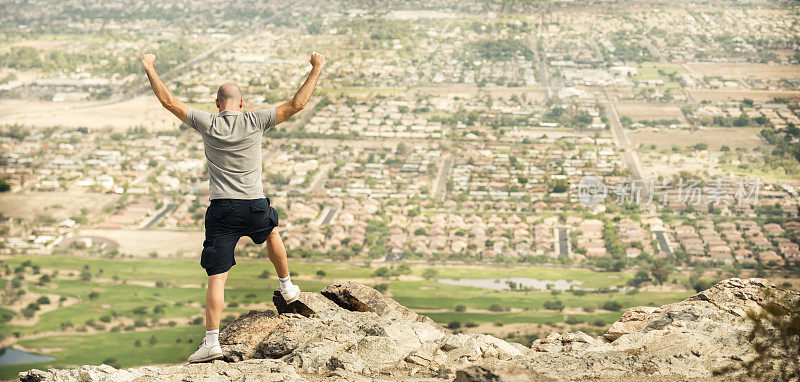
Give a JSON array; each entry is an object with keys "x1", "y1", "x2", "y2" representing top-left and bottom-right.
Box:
[
  {"x1": 141, "y1": 52, "x2": 187, "y2": 124},
  {"x1": 141, "y1": 53, "x2": 156, "y2": 70},
  {"x1": 276, "y1": 52, "x2": 324, "y2": 125},
  {"x1": 310, "y1": 52, "x2": 325, "y2": 69}
]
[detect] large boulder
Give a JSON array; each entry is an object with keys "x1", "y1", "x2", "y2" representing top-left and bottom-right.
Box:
[
  {"x1": 321, "y1": 281, "x2": 444, "y2": 329},
  {"x1": 525, "y1": 278, "x2": 799, "y2": 380},
  {"x1": 603, "y1": 306, "x2": 662, "y2": 341},
  {"x1": 272, "y1": 290, "x2": 345, "y2": 318},
  {"x1": 454, "y1": 364, "x2": 556, "y2": 382},
  {"x1": 20, "y1": 279, "x2": 798, "y2": 382},
  {"x1": 20, "y1": 359, "x2": 306, "y2": 382}
]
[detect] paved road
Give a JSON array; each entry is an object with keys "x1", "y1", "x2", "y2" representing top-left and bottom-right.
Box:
[
  {"x1": 308, "y1": 163, "x2": 334, "y2": 194},
  {"x1": 142, "y1": 203, "x2": 177, "y2": 229},
  {"x1": 600, "y1": 92, "x2": 649, "y2": 200},
  {"x1": 432, "y1": 153, "x2": 453, "y2": 201},
  {"x1": 3, "y1": 6, "x2": 285, "y2": 119},
  {"x1": 321, "y1": 207, "x2": 338, "y2": 225},
  {"x1": 654, "y1": 231, "x2": 672, "y2": 254},
  {"x1": 531, "y1": 18, "x2": 551, "y2": 102},
  {"x1": 558, "y1": 227, "x2": 569, "y2": 258}
]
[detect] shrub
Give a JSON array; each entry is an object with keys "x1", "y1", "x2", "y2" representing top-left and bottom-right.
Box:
[
  {"x1": 447, "y1": 321, "x2": 462, "y2": 329},
  {"x1": 102, "y1": 358, "x2": 120, "y2": 369},
  {"x1": 36, "y1": 296, "x2": 50, "y2": 305},
  {"x1": 373, "y1": 283, "x2": 389, "y2": 293},
  {"x1": 258, "y1": 270, "x2": 271, "y2": 279},
  {"x1": 543, "y1": 300, "x2": 564, "y2": 311},
  {"x1": 570, "y1": 289, "x2": 588, "y2": 296},
  {"x1": 489, "y1": 304, "x2": 505, "y2": 312},
  {"x1": 455, "y1": 304, "x2": 467, "y2": 312},
  {"x1": 600, "y1": 300, "x2": 623, "y2": 311},
  {"x1": 316, "y1": 270, "x2": 326, "y2": 277},
  {"x1": 421, "y1": 269, "x2": 439, "y2": 280},
  {"x1": 565, "y1": 316, "x2": 582, "y2": 325}
]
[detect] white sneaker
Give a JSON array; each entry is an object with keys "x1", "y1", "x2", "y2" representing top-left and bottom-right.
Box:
[
  {"x1": 188, "y1": 340, "x2": 223, "y2": 363},
  {"x1": 281, "y1": 284, "x2": 301, "y2": 304}
]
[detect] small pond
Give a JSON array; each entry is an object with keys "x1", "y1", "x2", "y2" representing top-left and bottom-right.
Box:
[{"x1": 0, "y1": 348, "x2": 55, "y2": 366}]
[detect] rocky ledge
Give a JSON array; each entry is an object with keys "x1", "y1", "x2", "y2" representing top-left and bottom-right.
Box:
[{"x1": 19, "y1": 278, "x2": 798, "y2": 381}]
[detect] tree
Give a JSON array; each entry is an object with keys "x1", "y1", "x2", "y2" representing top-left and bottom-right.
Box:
[
  {"x1": 628, "y1": 270, "x2": 651, "y2": 287},
  {"x1": 373, "y1": 267, "x2": 390, "y2": 277},
  {"x1": 422, "y1": 269, "x2": 438, "y2": 280},
  {"x1": 651, "y1": 259, "x2": 671, "y2": 284}
]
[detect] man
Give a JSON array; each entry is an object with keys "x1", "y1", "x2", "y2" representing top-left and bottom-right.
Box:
[{"x1": 141, "y1": 51, "x2": 325, "y2": 363}]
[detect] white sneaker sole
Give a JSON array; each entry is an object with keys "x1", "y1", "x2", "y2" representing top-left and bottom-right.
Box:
[
  {"x1": 188, "y1": 353, "x2": 223, "y2": 363},
  {"x1": 284, "y1": 292, "x2": 300, "y2": 304}
]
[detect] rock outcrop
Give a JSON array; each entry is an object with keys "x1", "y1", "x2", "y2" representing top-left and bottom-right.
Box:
[{"x1": 19, "y1": 278, "x2": 798, "y2": 381}]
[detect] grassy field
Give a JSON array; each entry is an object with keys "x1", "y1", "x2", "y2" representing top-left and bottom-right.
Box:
[
  {"x1": 0, "y1": 255, "x2": 696, "y2": 379},
  {"x1": 635, "y1": 64, "x2": 685, "y2": 89},
  {"x1": 0, "y1": 327, "x2": 199, "y2": 379}
]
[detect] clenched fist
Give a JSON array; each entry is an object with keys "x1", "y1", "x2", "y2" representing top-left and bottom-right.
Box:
[
  {"x1": 310, "y1": 52, "x2": 325, "y2": 69},
  {"x1": 141, "y1": 53, "x2": 156, "y2": 69}
]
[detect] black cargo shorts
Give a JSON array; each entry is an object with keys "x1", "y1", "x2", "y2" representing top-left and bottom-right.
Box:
[{"x1": 201, "y1": 198, "x2": 279, "y2": 276}]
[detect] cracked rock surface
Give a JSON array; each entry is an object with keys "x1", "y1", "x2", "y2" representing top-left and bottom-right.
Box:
[{"x1": 19, "y1": 278, "x2": 795, "y2": 381}]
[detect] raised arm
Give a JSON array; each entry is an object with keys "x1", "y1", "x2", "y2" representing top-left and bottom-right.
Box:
[
  {"x1": 141, "y1": 53, "x2": 188, "y2": 124},
  {"x1": 275, "y1": 52, "x2": 325, "y2": 125}
]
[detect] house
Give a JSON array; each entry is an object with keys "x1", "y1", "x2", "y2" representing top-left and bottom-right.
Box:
[{"x1": 758, "y1": 250, "x2": 783, "y2": 267}]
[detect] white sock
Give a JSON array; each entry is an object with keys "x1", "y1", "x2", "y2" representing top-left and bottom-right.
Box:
[
  {"x1": 204, "y1": 329, "x2": 219, "y2": 346},
  {"x1": 279, "y1": 275, "x2": 294, "y2": 291}
]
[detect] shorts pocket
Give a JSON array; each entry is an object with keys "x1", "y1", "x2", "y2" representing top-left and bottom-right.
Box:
[
  {"x1": 211, "y1": 204, "x2": 235, "y2": 219},
  {"x1": 268, "y1": 207, "x2": 279, "y2": 226},
  {"x1": 249, "y1": 198, "x2": 269, "y2": 213},
  {"x1": 200, "y1": 240, "x2": 215, "y2": 270}
]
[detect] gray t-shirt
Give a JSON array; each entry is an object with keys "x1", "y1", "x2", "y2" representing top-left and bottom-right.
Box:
[{"x1": 187, "y1": 108, "x2": 276, "y2": 200}]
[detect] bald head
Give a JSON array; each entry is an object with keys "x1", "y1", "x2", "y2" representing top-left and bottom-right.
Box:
[{"x1": 216, "y1": 82, "x2": 242, "y2": 110}]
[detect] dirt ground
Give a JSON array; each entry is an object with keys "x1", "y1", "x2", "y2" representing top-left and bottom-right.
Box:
[
  {"x1": 629, "y1": 127, "x2": 766, "y2": 151},
  {"x1": 615, "y1": 102, "x2": 687, "y2": 122},
  {"x1": 0, "y1": 192, "x2": 118, "y2": 221},
  {"x1": 686, "y1": 89, "x2": 800, "y2": 102},
  {"x1": 685, "y1": 63, "x2": 800, "y2": 80},
  {"x1": 76, "y1": 228, "x2": 204, "y2": 257},
  {"x1": 0, "y1": 96, "x2": 182, "y2": 132}
]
